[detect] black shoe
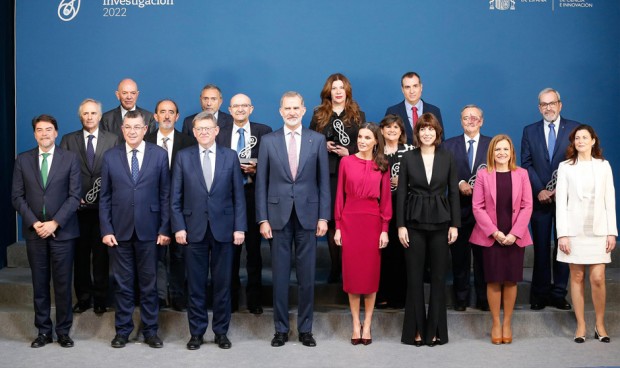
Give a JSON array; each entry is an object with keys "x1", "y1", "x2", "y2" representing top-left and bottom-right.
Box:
[
  {"x1": 144, "y1": 334, "x2": 163, "y2": 348},
  {"x1": 428, "y1": 338, "x2": 440, "y2": 347},
  {"x1": 248, "y1": 306, "x2": 263, "y2": 315},
  {"x1": 214, "y1": 334, "x2": 232, "y2": 349},
  {"x1": 454, "y1": 302, "x2": 467, "y2": 312},
  {"x1": 550, "y1": 298, "x2": 571, "y2": 310},
  {"x1": 72, "y1": 301, "x2": 91, "y2": 313},
  {"x1": 594, "y1": 327, "x2": 611, "y2": 343},
  {"x1": 94, "y1": 305, "x2": 107, "y2": 315},
  {"x1": 31, "y1": 334, "x2": 53, "y2": 348},
  {"x1": 111, "y1": 334, "x2": 128, "y2": 348},
  {"x1": 298, "y1": 332, "x2": 316, "y2": 347},
  {"x1": 271, "y1": 332, "x2": 288, "y2": 347},
  {"x1": 57, "y1": 334, "x2": 74, "y2": 348},
  {"x1": 171, "y1": 299, "x2": 187, "y2": 312},
  {"x1": 476, "y1": 302, "x2": 490, "y2": 312},
  {"x1": 530, "y1": 303, "x2": 546, "y2": 310},
  {"x1": 158, "y1": 298, "x2": 168, "y2": 310},
  {"x1": 574, "y1": 336, "x2": 586, "y2": 343},
  {"x1": 186, "y1": 335, "x2": 203, "y2": 350}
]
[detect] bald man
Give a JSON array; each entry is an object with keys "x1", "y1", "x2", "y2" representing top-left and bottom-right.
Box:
[{"x1": 101, "y1": 78, "x2": 157, "y2": 138}]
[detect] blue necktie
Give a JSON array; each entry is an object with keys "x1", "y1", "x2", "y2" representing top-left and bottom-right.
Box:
[
  {"x1": 86, "y1": 134, "x2": 95, "y2": 170},
  {"x1": 131, "y1": 149, "x2": 139, "y2": 183},
  {"x1": 467, "y1": 139, "x2": 475, "y2": 172},
  {"x1": 237, "y1": 128, "x2": 248, "y2": 184},
  {"x1": 548, "y1": 123, "x2": 556, "y2": 161}
]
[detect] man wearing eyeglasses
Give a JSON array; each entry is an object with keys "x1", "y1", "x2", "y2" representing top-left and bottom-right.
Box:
[
  {"x1": 442, "y1": 105, "x2": 491, "y2": 312},
  {"x1": 171, "y1": 112, "x2": 246, "y2": 350},
  {"x1": 99, "y1": 110, "x2": 171, "y2": 348},
  {"x1": 215, "y1": 93, "x2": 272, "y2": 315},
  {"x1": 101, "y1": 78, "x2": 157, "y2": 138},
  {"x1": 521, "y1": 88, "x2": 580, "y2": 311}
]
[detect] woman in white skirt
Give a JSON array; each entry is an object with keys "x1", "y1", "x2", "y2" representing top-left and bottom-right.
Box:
[{"x1": 556, "y1": 124, "x2": 617, "y2": 343}]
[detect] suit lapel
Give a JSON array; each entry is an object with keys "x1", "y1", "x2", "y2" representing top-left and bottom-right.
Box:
[
  {"x1": 553, "y1": 118, "x2": 571, "y2": 159},
  {"x1": 29, "y1": 149, "x2": 44, "y2": 189},
  {"x1": 192, "y1": 146, "x2": 209, "y2": 192},
  {"x1": 137, "y1": 143, "x2": 154, "y2": 183},
  {"x1": 45, "y1": 146, "x2": 61, "y2": 186},
  {"x1": 296, "y1": 129, "x2": 313, "y2": 179},
  {"x1": 274, "y1": 130, "x2": 293, "y2": 181},
  {"x1": 455, "y1": 138, "x2": 471, "y2": 175},
  {"x1": 400, "y1": 102, "x2": 413, "y2": 143},
  {"x1": 73, "y1": 132, "x2": 89, "y2": 172},
  {"x1": 489, "y1": 170, "x2": 497, "y2": 205},
  {"x1": 118, "y1": 145, "x2": 133, "y2": 182},
  {"x1": 511, "y1": 170, "x2": 521, "y2": 210}
]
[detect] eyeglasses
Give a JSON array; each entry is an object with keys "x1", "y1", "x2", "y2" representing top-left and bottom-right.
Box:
[
  {"x1": 231, "y1": 104, "x2": 251, "y2": 109},
  {"x1": 122, "y1": 125, "x2": 146, "y2": 132},
  {"x1": 539, "y1": 101, "x2": 560, "y2": 109},
  {"x1": 193, "y1": 126, "x2": 217, "y2": 133},
  {"x1": 462, "y1": 116, "x2": 481, "y2": 122}
]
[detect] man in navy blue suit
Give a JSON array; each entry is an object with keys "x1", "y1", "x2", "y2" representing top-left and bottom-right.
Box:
[
  {"x1": 521, "y1": 88, "x2": 579, "y2": 311},
  {"x1": 12, "y1": 114, "x2": 81, "y2": 348},
  {"x1": 216, "y1": 93, "x2": 272, "y2": 314},
  {"x1": 181, "y1": 84, "x2": 233, "y2": 135},
  {"x1": 443, "y1": 105, "x2": 491, "y2": 312},
  {"x1": 99, "y1": 110, "x2": 171, "y2": 348},
  {"x1": 256, "y1": 91, "x2": 330, "y2": 348},
  {"x1": 385, "y1": 71, "x2": 444, "y2": 144},
  {"x1": 171, "y1": 111, "x2": 246, "y2": 350}
]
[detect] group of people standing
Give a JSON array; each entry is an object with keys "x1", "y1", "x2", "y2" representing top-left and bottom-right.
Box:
[{"x1": 11, "y1": 73, "x2": 616, "y2": 351}]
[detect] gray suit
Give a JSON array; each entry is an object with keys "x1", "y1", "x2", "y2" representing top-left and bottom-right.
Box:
[{"x1": 101, "y1": 106, "x2": 157, "y2": 139}]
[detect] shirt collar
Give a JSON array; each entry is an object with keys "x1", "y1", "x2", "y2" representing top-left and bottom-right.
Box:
[
  {"x1": 233, "y1": 121, "x2": 251, "y2": 135},
  {"x1": 125, "y1": 140, "x2": 146, "y2": 154},
  {"x1": 284, "y1": 125, "x2": 302, "y2": 136},
  {"x1": 463, "y1": 133, "x2": 480, "y2": 143},
  {"x1": 83, "y1": 128, "x2": 99, "y2": 140},
  {"x1": 39, "y1": 145, "x2": 55, "y2": 156}
]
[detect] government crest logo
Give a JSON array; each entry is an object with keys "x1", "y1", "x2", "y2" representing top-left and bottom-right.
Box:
[
  {"x1": 489, "y1": 0, "x2": 515, "y2": 10},
  {"x1": 58, "y1": 0, "x2": 80, "y2": 21}
]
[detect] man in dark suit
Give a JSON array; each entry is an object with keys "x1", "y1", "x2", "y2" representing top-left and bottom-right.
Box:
[
  {"x1": 256, "y1": 91, "x2": 330, "y2": 347},
  {"x1": 521, "y1": 88, "x2": 579, "y2": 311},
  {"x1": 12, "y1": 114, "x2": 81, "y2": 348},
  {"x1": 216, "y1": 93, "x2": 272, "y2": 315},
  {"x1": 442, "y1": 104, "x2": 491, "y2": 312},
  {"x1": 385, "y1": 71, "x2": 444, "y2": 144},
  {"x1": 171, "y1": 112, "x2": 246, "y2": 350},
  {"x1": 60, "y1": 98, "x2": 120, "y2": 315},
  {"x1": 101, "y1": 78, "x2": 157, "y2": 138},
  {"x1": 181, "y1": 84, "x2": 233, "y2": 135},
  {"x1": 99, "y1": 110, "x2": 171, "y2": 348},
  {"x1": 145, "y1": 99, "x2": 195, "y2": 311}
]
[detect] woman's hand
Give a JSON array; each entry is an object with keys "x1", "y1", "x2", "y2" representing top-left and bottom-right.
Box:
[
  {"x1": 379, "y1": 232, "x2": 389, "y2": 249},
  {"x1": 447, "y1": 227, "x2": 458, "y2": 245},
  {"x1": 334, "y1": 229, "x2": 342, "y2": 246},
  {"x1": 606, "y1": 235, "x2": 616, "y2": 253},
  {"x1": 502, "y1": 234, "x2": 517, "y2": 246},
  {"x1": 398, "y1": 227, "x2": 409, "y2": 248},
  {"x1": 390, "y1": 176, "x2": 398, "y2": 188},
  {"x1": 493, "y1": 230, "x2": 506, "y2": 244},
  {"x1": 558, "y1": 236, "x2": 571, "y2": 255}
]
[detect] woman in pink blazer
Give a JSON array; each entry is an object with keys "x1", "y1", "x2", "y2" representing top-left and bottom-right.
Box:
[{"x1": 470, "y1": 134, "x2": 533, "y2": 345}]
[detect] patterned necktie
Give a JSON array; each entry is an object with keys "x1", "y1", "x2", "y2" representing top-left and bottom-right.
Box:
[
  {"x1": 131, "y1": 149, "x2": 139, "y2": 183},
  {"x1": 203, "y1": 149, "x2": 212, "y2": 191},
  {"x1": 86, "y1": 135, "x2": 95, "y2": 169},
  {"x1": 412, "y1": 106, "x2": 418, "y2": 129},
  {"x1": 162, "y1": 137, "x2": 169, "y2": 152},
  {"x1": 237, "y1": 128, "x2": 248, "y2": 184},
  {"x1": 288, "y1": 132, "x2": 298, "y2": 180},
  {"x1": 467, "y1": 139, "x2": 475, "y2": 172},
  {"x1": 548, "y1": 123, "x2": 556, "y2": 161},
  {"x1": 41, "y1": 152, "x2": 50, "y2": 187}
]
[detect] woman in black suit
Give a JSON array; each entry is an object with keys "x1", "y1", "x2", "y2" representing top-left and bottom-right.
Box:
[{"x1": 397, "y1": 113, "x2": 460, "y2": 346}]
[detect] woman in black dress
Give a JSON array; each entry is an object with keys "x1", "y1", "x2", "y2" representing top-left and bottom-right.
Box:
[{"x1": 309, "y1": 73, "x2": 365, "y2": 283}]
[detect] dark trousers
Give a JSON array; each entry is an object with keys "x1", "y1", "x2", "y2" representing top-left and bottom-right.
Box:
[
  {"x1": 450, "y1": 223, "x2": 486, "y2": 306},
  {"x1": 402, "y1": 227, "x2": 449, "y2": 345},
  {"x1": 74, "y1": 209, "x2": 109, "y2": 306},
  {"x1": 157, "y1": 239, "x2": 186, "y2": 303},
  {"x1": 271, "y1": 208, "x2": 316, "y2": 334},
  {"x1": 109, "y1": 236, "x2": 158, "y2": 338},
  {"x1": 232, "y1": 183, "x2": 263, "y2": 309},
  {"x1": 377, "y1": 220, "x2": 406, "y2": 307},
  {"x1": 530, "y1": 204, "x2": 569, "y2": 304},
  {"x1": 186, "y1": 225, "x2": 234, "y2": 336},
  {"x1": 27, "y1": 237, "x2": 75, "y2": 336}
]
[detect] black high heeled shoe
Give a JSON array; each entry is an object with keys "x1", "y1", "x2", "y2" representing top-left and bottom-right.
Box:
[{"x1": 594, "y1": 327, "x2": 610, "y2": 343}]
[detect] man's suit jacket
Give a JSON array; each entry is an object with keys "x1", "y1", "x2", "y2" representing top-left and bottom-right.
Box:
[
  {"x1": 555, "y1": 159, "x2": 618, "y2": 238},
  {"x1": 216, "y1": 121, "x2": 273, "y2": 178},
  {"x1": 171, "y1": 144, "x2": 247, "y2": 243},
  {"x1": 59, "y1": 129, "x2": 120, "y2": 205},
  {"x1": 255, "y1": 127, "x2": 331, "y2": 230},
  {"x1": 385, "y1": 100, "x2": 444, "y2": 144},
  {"x1": 395, "y1": 147, "x2": 460, "y2": 229},
  {"x1": 11, "y1": 146, "x2": 81, "y2": 241},
  {"x1": 99, "y1": 142, "x2": 170, "y2": 241},
  {"x1": 442, "y1": 134, "x2": 492, "y2": 225},
  {"x1": 101, "y1": 106, "x2": 157, "y2": 138},
  {"x1": 520, "y1": 117, "x2": 580, "y2": 196},
  {"x1": 470, "y1": 168, "x2": 534, "y2": 247},
  {"x1": 181, "y1": 110, "x2": 233, "y2": 136},
  {"x1": 144, "y1": 129, "x2": 196, "y2": 169}
]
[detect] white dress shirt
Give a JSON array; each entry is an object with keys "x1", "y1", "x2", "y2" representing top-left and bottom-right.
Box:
[{"x1": 125, "y1": 141, "x2": 146, "y2": 170}]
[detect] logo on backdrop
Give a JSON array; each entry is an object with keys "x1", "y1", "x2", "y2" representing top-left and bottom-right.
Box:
[
  {"x1": 58, "y1": 0, "x2": 80, "y2": 21},
  {"x1": 489, "y1": 0, "x2": 515, "y2": 10}
]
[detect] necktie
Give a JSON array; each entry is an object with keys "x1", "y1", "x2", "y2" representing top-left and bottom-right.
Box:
[
  {"x1": 86, "y1": 135, "x2": 95, "y2": 169},
  {"x1": 412, "y1": 106, "x2": 418, "y2": 129},
  {"x1": 548, "y1": 123, "x2": 556, "y2": 161},
  {"x1": 162, "y1": 137, "x2": 169, "y2": 152},
  {"x1": 41, "y1": 152, "x2": 50, "y2": 219},
  {"x1": 288, "y1": 132, "x2": 298, "y2": 180},
  {"x1": 467, "y1": 139, "x2": 475, "y2": 172},
  {"x1": 237, "y1": 128, "x2": 248, "y2": 184},
  {"x1": 203, "y1": 149, "x2": 212, "y2": 191},
  {"x1": 131, "y1": 149, "x2": 139, "y2": 183}
]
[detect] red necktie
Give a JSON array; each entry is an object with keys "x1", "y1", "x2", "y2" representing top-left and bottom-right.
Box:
[{"x1": 412, "y1": 106, "x2": 418, "y2": 129}]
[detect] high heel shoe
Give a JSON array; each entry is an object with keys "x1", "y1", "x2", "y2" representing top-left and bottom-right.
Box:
[
  {"x1": 361, "y1": 326, "x2": 372, "y2": 345},
  {"x1": 491, "y1": 336, "x2": 502, "y2": 345},
  {"x1": 502, "y1": 336, "x2": 512, "y2": 344},
  {"x1": 351, "y1": 326, "x2": 362, "y2": 345},
  {"x1": 594, "y1": 327, "x2": 611, "y2": 343},
  {"x1": 573, "y1": 336, "x2": 586, "y2": 343}
]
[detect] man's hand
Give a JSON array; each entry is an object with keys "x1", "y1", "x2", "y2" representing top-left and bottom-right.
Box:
[
  {"x1": 458, "y1": 181, "x2": 473, "y2": 196},
  {"x1": 103, "y1": 234, "x2": 118, "y2": 247},
  {"x1": 34, "y1": 220, "x2": 58, "y2": 239},
  {"x1": 240, "y1": 162, "x2": 257, "y2": 175},
  {"x1": 316, "y1": 220, "x2": 328, "y2": 237},
  {"x1": 233, "y1": 231, "x2": 245, "y2": 246},
  {"x1": 157, "y1": 234, "x2": 171, "y2": 246},
  {"x1": 260, "y1": 222, "x2": 273, "y2": 239},
  {"x1": 175, "y1": 230, "x2": 188, "y2": 245},
  {"x1": 537, "y1": 189, "x2": 555, "y2": 204}
]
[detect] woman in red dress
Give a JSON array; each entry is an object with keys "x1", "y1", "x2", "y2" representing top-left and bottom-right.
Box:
[{"x1": 334, "y1": 123, "x2": 392, "y2": 345}]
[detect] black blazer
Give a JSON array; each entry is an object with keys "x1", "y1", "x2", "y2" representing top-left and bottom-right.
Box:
[
  {"x1": 101, "y1": 105, "x2": 157, "y2": 138},
  {"x1": 216, "y1": 121, "x2": 273, "y2": 176},
  {"x1": 396, "y1": 147, "x2": 460, "y2": 230},
  {"x1": 144, "y1": 129, "x2": 196, "y2": 170},
  {"x1": 59, "y1": 128, "x2": 121, "y2": 206},
  {"x1": 442, "y1": 134, "x2": 492, "y2": 225},
  {"x1": 181, "y1": 110, "x2": 233, "y2": 136},
  {"x1": 385, "y1": 100, "x2": 444, "y2": 144}
]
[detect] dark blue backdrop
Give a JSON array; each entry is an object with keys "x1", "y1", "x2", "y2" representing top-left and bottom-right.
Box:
[{"x1": 15, "y1": 0, "x2": 620, "y2": 235}]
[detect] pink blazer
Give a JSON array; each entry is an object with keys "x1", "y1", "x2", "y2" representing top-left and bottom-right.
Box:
[{"x1": 469, "y1": 167, "x2": 534, "y2": 247}]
